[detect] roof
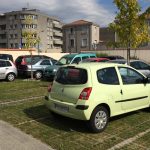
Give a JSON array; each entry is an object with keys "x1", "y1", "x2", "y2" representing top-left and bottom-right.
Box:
[
  {"x1": 68, "y1": 62, "x2": 127, "y2": 69},
  {"x1": 63, "y1": 20, "x2": 99, "y2": 28},
  {"x1": 62, "y1": 53, "x2": 96, "y2": 58}
]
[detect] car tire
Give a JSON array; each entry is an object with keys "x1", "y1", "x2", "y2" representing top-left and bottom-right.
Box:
[
  {"x1": 88, "y1": 106, "x2": 109, "y2": 133},
  {"x1": 6, "y1": 73, "x2": 15, "y2": 82},
  {"x1": 35, "y1": 71, "x2": 43, "y2": 80}
]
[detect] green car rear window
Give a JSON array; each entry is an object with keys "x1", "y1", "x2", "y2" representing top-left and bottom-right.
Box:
[{"x1": 55, "y1": 67, "x2": 87, "y2": 84}]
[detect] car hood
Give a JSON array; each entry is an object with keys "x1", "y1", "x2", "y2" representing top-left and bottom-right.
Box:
[{"x1": 45, "y1": 65, "x2": 60, "y2": 71}]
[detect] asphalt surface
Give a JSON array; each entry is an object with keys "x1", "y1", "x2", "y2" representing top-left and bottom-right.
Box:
[{"x1": 0, "y1": 120, "x2": 53, "y2": 150}]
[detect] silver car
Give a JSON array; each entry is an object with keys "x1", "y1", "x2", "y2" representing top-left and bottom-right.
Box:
[
  {"x1": 109, "y1": 59, "x2": 150, "y2": 78},
  {"x1": 17, "y1": 58, "x2": 57, "y2": 80},
  {"x1": 0, "y1": 59, "x2": 17, "y2": 81}
]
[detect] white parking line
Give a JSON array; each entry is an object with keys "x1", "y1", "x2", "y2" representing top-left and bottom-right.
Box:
[
  {"x1": 108, "y1": 128, "x2": 150, "y2": 150},
  {"x1": 17, "y1": 116, "x2": 50, "y2": 126},
  {"x1": 0, "y1": 96, "x2": 44, "y2": 106}
]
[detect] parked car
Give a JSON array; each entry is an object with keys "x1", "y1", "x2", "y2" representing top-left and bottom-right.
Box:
[
  {"x1": 99, "y1": 55, "x2": 124, "y2": 60},
  {"x1": 44, "y1": 53, "x2": 96, "y2": 80},
  {"x1": 82, "y1": 57, "x2": 109, "y2": 62},
  {"x1": 0, "y1": 59, "x2": 17, "y2": 81},
  {"x1": 0, "y1": 54, "x2": 13, "y2": 62},
  {"x1": 45, "y1": 62, "x2": 150, "y2": 133},
  {"x1": 16, "y1": 57, "x2": 57, "y2": 79},
  {"x1": 109, "y1": 59, "x2": 150, "y2": 78}
]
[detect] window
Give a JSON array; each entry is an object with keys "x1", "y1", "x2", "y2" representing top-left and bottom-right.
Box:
[
  {"x1": 51, "y1": 59, "x2": 57, "y2": 64},
  {"x1": 14, "y1": 34, "x2": 18, "y2": 38},
  {"x1": 0, "y1": 60, "x2": 6, "y2": 67},
  {"x1": 70, "y1": 28, "x2": 74, "y2": 34},
  {"x1": 130, "y1": 62, "x2": 140, "y2": 69},
  {"x1": 15, "y1": 43, "x2": 18, "y2": 48},
  {"x1": 81, "y1": 39, "x2": 87, "y2": 47},
  {"x1": 82, "y1": 56, "x2": 89, "y2": 60},
  {"x1": 10, "y1": 43, "x2": 13, "y2": 48},
  {"x1": 56, "y1": 67, "x2": 87, "y2": 84},
  {"x1": 139, "y1": 62, "x2": 150, "y2": 70},
  {"x1": 118, "y1": 67, "x2": 144, "y2": 84},
  {"x1": 40, "y1": 60, "x2": 51, "y2": 65},
  {"x1": 97, "y1": 67, "x2": 119, "y2": 85},
  {"x1": 10, "y1": 25, "x2": 13, "y2": 29},
  {"x1": 6, "y1": 61, "x2": 12, "y2": 67},
  {"x1": 70, "y1": 39, "x2": 74, "y2": 48},
  {"x1": 10, "y1": 34, "x2": 13, "y2": 39},
  {"x1": 14, "y1": 24, "x2": 17, "y2": 29},
  {"x1": 72, "y1": 57, "x2": 81, "y2": 64}
]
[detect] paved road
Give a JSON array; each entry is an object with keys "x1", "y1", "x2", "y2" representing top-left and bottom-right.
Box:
[{"x1": 0, "y1": 120, "x2": 53, "y2": 150}]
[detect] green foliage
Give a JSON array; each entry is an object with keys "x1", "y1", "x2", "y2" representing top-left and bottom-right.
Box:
[
  {"x1": 96, "y1": 52, "x2": 108, "y2": 57},
  {"x1": 109, "y1": 0, "x2": 150, "y2": 49}
]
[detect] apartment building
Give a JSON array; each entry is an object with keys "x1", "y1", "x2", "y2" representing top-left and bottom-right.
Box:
[
  {"x1": 0, "y1": 8, "x2": 63, "y2": 52},
  {"x1": 63, "y1": 20, "x2": 99, "y2": 53},
  {"x1": 99, "y1": 14, "x2": 150, "y2": 49}
]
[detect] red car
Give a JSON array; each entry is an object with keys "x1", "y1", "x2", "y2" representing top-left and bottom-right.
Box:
[{"x1": 82, "y1": 58, "x2": 109, "y2": 62}]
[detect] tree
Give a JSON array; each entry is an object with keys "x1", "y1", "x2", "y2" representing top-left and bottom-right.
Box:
[
  {"x1": 22, "y1": 15, "x2": 40, "y2": 49},
  {"x1": 109, "y1": 0, "x2": 150, "y2": 65},
  {"x1": 21, "y1": 15, "x2": 40, "y2": 79}
]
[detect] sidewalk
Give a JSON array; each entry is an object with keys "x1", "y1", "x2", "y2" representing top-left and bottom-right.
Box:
[{"x1": 0, "y1": 120, "x2": 53, "y2": 150}]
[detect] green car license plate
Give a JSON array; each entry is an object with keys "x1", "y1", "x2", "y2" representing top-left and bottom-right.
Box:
[{"x1": 54, "y1": 103, "x2": 69, "y2": 112}]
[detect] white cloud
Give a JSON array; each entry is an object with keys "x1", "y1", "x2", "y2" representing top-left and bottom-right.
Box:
[{"x1": 0, "y1": 0, "x2": 115, "y2": 26}]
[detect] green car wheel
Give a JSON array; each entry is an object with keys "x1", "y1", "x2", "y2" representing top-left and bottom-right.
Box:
[{"x1": 88, "y1": 106, "x2": 109, "y2": 133}]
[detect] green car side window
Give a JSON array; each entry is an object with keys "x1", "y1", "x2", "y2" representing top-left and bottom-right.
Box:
[
  {"x1": 118, "y1": 67, "x2": 144, "y2": 84},
  {"x1": 97, "y1": 67, "x2": 119, "y2": 85}
]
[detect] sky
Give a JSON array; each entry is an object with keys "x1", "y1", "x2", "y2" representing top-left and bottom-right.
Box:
[{"x1": 0, "y1": 0, "x2": 149, "y2": 27}]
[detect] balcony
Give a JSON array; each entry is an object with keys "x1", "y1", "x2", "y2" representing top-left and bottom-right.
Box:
[
  {"x1": 53, "y1": 23, "x2": 62, "y2": 29},
  {"x1": 53, "y1": 31, "x2": 62, "y2": 37},
  {"x1": 47, "y1": 41, "x2": 53, "y2": 45},
  {"x1": 54, "y1": 39, "x2": 63, "y2": 45},
  {"x1": 0, "y1": 39, "x2": 7, "y2": 43}
]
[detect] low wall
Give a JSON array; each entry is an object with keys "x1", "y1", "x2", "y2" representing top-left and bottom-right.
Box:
[
  {"x1": 96, "y1": 49, "x2": 150, "y2": 63},
  {"x1": 0, "y1": 49, "x2": 67, "y2": 60},
  {"x1": 0, "y1": 49, "x2": 150, "y2": 63}
]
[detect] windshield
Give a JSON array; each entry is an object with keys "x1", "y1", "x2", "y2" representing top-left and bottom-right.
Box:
[
  {"x1": 55, "y1": 67, "x2": 87, "y2": 84},
  {"x1": 56, "y1": 56, "x2": 74, "y2": 65}
]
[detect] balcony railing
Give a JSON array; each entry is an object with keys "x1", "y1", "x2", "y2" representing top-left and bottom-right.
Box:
[
  {"x1": 53, "y1": 23, "x2": 62, "y2": 29},
  {"x1": 53, "y1": 31, "x2": 62, "y2": 37},
  {"x1": 54, "y1": 39, "x2": 63, "y2": 45},
  {"x1": 0, "y1": 39, "x2": 7, "y2": 43}
]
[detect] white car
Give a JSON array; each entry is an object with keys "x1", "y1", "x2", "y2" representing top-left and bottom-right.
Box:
[{"x1": 0, "y1": 59, "x2": 17, "y2": 81}]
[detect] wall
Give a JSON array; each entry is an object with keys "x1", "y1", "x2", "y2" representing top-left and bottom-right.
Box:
[
  {"x1": 0, "y1": 49, "x2": 67, "y2": 60},
  {"x1": 96, "y1": 49, "x2": 150, "y2": 63},
  {"x1": 0, "y1": 49, "x2": 150, "y2": 63}
]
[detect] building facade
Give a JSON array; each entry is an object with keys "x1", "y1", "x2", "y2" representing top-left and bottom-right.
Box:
[
  {"x1": 0, "y1": 8, "x2": 63, "y2": 52},
  {"x1": 63, "y1": 20, "x2": 99, "y2": 53}
]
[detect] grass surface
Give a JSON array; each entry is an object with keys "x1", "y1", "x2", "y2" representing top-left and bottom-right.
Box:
[{"x1": 0, "y1": 80, "x2": 150, "y2": 150}]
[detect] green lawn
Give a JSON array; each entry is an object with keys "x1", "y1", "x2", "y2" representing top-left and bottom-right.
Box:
[{"x1": 0, "y1": 80, "x2": 150, "y2": 150}]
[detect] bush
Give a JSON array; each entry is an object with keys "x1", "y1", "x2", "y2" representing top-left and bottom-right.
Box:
[{"x1": 96, "y1": 53, "x2": 108, "y2": 58}]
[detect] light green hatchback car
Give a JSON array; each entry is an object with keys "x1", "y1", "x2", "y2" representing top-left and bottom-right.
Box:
[{"x1": 45, "y1": 63, "x2": 150, "y2": 133}]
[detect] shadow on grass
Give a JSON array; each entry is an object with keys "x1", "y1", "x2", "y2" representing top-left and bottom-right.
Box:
[
  {"x1": 24, "y1": 104, "x2": 89, "y2": 133},
  {"x1": 24, "y1": 105, "x2": 150, "y2": 133},
  {"x1": 110, "y1": 107, "x2": 150, "y2": 122}
]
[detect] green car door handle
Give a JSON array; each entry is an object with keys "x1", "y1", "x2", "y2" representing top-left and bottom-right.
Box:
[{"x1": 120, "y1": 90, "x2": 123, "y2": 95}]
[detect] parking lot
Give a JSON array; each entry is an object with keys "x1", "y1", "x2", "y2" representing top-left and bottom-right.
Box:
[{"x1": 0, "y1": 79, "x2": 150, "y2": 150}]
